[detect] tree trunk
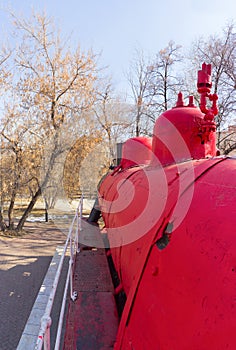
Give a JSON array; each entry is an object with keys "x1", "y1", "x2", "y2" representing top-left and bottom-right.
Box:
[
  {"x1": 16, "y1": 187, "x2": 42, "y2": 232},
  {"x1": 136, "y1": 110, "x2": 141, "y2": 137},
  {"x1": 8, "y1": 148, "x2": 22, "y2": 230},
  {"x1": 224, "y1": 142, "x2": 236, "y2": 155},
  {"x1": 44, "y1": 197, "x2": 49, "y2": 222},
  {"x1": 0, "y1": 210, "x2": 7, "y2": 231},
  {"x1": 8, "y1": 196, "x2": 16, "y2": 229},
  {"x1": 16, "y1": 130, "x2": 60, "y2": 232}
]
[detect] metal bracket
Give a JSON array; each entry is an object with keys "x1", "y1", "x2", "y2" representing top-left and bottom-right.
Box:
[{"x1": 71, "y1": 291, "x2": 78, "y2": 302}]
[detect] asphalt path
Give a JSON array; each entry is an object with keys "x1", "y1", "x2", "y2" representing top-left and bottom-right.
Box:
[{"x1": 0, "y1": 221, "x2": 67, "y2": 350}]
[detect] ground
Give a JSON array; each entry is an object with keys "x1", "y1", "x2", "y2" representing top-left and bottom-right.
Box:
[{"x1": 0, "y1": 220, "x2": 67, "y2": 350}]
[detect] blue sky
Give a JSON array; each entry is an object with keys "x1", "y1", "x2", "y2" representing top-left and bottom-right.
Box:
[{"x1": 0, "y1": 0, "x2": 235, "y2": 94}]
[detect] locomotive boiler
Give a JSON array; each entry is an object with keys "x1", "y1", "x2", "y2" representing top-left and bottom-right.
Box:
[{"x1": 97, "y1": 63, "x2": 236, "y2": 350}]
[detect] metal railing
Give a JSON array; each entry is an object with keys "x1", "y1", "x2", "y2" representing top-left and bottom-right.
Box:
[{"x1": 35, "y1": 194, "x2": 83, "y2": 350}]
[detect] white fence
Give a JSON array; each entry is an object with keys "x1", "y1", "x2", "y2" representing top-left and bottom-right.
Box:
[{"x1": 17, "y1": 195, "x2": 83, "y2": 350}]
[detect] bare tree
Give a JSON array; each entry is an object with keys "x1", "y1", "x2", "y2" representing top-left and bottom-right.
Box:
[
  {"x1": 0, "y1": 10, "x2": 99, "y2": 233},
  {"x1": 0, "y1": 47, "x2": 12, "y2": 90},
  {"x1": 127, "y1": 49, "x2": 155, "y2": 136},
  {"x1": 0, "y1": 47, "x2": 13, "y2": 231},
  {"x1": 148, "y1": 41, "x2": 183, "y2": 113},
  {"x1": 127, "y1": 42, "x2": 183, "y2": 136},
  {"x1": 0, "y1": 102, "x2": 43, "y2": 232},
  {"x1": 93, "y1": 82, "x2": 133, "y2": 160}
]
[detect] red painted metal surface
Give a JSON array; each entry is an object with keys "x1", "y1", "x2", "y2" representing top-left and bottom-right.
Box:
[
  {"x1": 111, "y1": 157, "x2": 236, "y2": 350},
  {"x1": 98, "y1": 64, "x2": 236, "y2": 349},
  {"x1": 119, "y1": 136, "x2": 152, "y2": 169},
  {"x1": 63, "y1": 249, "x2": 118, "y2": 350}
]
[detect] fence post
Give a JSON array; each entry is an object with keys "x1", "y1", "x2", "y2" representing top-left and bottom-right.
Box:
[{"x1": 43, "y1": 317, "x2": 52, "y2": 350}]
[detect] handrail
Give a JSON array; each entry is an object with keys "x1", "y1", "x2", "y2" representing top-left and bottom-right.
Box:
[
  {"x1": 35, "y1": 195, "x2": 83, "y2": 350},
  {"x1": 54, "y1": 195, "x2": 83, "y2": 349}
]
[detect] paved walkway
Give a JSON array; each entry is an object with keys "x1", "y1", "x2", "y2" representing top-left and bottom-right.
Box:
[{"x1": 0, "y1": 221, "x2": 67, "y2": 350}]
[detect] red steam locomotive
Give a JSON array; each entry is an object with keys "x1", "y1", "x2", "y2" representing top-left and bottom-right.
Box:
[{"x1": 97, "y1": 63, "x2": 236, "y2": 349}]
